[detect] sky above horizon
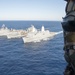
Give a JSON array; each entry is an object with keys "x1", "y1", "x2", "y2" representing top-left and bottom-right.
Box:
[{"x1": 0, "y1": 0, "x2": 66, "y2": 21}]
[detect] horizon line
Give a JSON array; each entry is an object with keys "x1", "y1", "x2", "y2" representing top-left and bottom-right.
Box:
[{"x1": 0, "y1": 19, "x2": 62, "y2": 21}]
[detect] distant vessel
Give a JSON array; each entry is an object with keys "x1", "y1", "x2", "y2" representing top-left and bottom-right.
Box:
[
  {"x1": 6, "y1": 29, "x2": 26, "y2": 39},
  {"x1": 0, "y1": 24, "x2": 10, "y2": 36},
  {"x1": 22, "y1": 25, "x2": 58, "y2": 43},
  {"x1": 0, "y1": 24, "x2": 62, "y2": 42},
  {"x1": 0, "y1": 24, "x2": 26, "y2": 38},
  {"x1": 6, "y1": 25, "x2": 37, "y2": 39}
]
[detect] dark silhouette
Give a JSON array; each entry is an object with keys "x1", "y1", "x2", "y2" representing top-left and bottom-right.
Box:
[{"x1": 62, "y1": 0, "x2": 75, "y2": 75}]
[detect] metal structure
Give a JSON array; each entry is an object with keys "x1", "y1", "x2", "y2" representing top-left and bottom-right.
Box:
[{"x1": 62, "y1": 0, "x2": 75, "y2": 75}]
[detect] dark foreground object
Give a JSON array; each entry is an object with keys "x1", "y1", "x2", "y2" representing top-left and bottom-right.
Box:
[
  {"x1": 62, "y1": 21, "x2": 75, "y2": 32},
  {"x1": 64, "y1": 64, "x2": 74, "y2": 75},
  {"x1": 62, "y1": 21, "x2": 75, "y2": 75}
]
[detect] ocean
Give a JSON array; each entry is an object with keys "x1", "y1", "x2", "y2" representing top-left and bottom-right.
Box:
[{"x1": 0, "y1": 21, "x2": 66, "y2": 75}]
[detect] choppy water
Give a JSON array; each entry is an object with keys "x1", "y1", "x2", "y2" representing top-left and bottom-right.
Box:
[{"x1": 0, "y1": 21, "x2": 66, "y2": 75}]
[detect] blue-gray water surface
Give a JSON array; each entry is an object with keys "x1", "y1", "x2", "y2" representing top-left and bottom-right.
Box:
[{"x1": 0, "y1": 21, "x2": 66, "y2": 75}]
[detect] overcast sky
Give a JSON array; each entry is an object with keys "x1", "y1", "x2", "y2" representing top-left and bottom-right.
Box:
[{"x1": 0, "y1": 0, "x2": 66, "y2": 21}]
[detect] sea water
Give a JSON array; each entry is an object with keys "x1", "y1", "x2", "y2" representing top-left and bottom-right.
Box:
[{"x1": 0, "y1": 21, "x2": 66, "y2": 75}]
